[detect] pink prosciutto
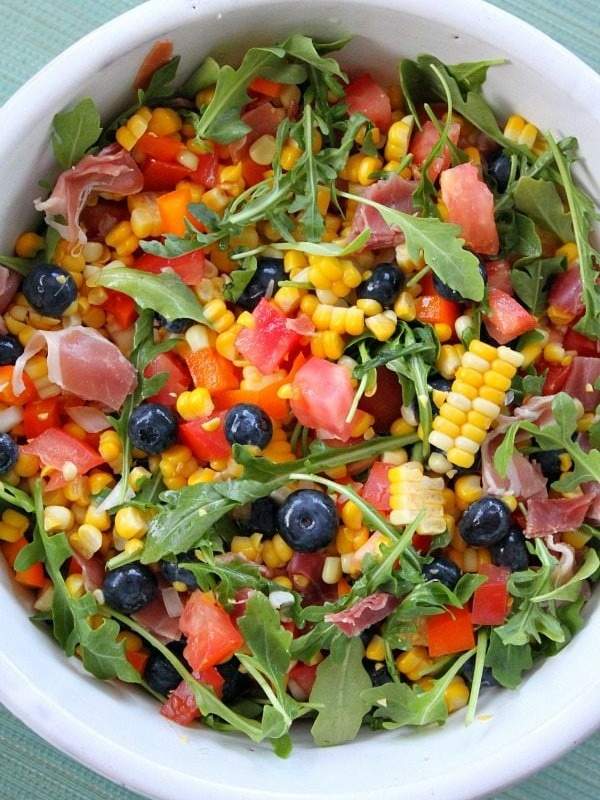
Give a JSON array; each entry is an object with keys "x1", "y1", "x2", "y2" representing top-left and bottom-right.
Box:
[
  {"x1": 324, "y1": 592, "x2": 400, "y2": 636},
  {"x1": 0, "y1": 265, "x2": 21, "y2": 314},
  {"x1": 34, "y1": 143, "x2": 143, "y2": 244},
  {"x1": 562, "y1": 356, "x2": 600, "y2": 412},
  {"x1": 349, "y1": 173, "x2": 417, "y2": 250},
  {"x1": 524, "y1": 495, "x2": 594, "y2": 537},
  {"x1": 12, "y1": 326, "x2": 137, "y2": 411}
]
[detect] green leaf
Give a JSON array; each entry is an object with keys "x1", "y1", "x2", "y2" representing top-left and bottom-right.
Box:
[
  {"x1": 511, "y1": 256, "x2": 565, "y2": 315},
  {"x1": 79, "y1": 615, "x2": 142, "y2": 682},
  {"x1": 513, "y1": 176, "x2": 575, "y2": 242},
  {"x1": 51, "y1": 98, "x2": 102, "y2": 169},
  {"x1": 310, "y1": 633, "x2": 371, "y2": 746},
  {"x1": 486, "y1": 631, "x2": 532, "y2": 689},
  {"x1": 95, "y1": 265, "x2": 208, "y2": 324},
  {"x1": 341, "y1": 191, "x2": 484, "y2": 301}
]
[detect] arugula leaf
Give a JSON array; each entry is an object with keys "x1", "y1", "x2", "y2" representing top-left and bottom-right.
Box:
[
  {"x1": 486, "y1": 631, "x2": 533, "y2": 689},
  {"x1": 237, "y1": 592, "x2": 308, "y2": 744},
  {"x1": 310, "y1": 633, "x2": 372, "y2": 746},
  {"x1": 0, "y1": 255, "x2": 33, "y2": 276},
  {"x1": 95, "y1": 264, "x2": 208, "y2": 324},
  {"x1": 510, "y1": 256, "x2": 565, "y2": 315},
  {"x1": 513, "y1": 176, "x2": 575, "y2": 242},
  {"x1": 363, "y1": 649, "x2": 473, "y2": 728},
  {"x1": 51, "y1": 98, "x2": 102, "y2": 169},
  {"x1": 340, "y1": 191, "x2": 484, "y2": 301},
  {"x1": 493, "y1": 393, "x2": 600, "y2": 492},
  {"x1": 141, "y1": 432, "x2": 419, "y2": 563},
  {"x1": 546, "y1": 134, "x2": 600, "y2": 339}
]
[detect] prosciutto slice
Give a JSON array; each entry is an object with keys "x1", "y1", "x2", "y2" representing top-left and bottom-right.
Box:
[
  {"x1": 349, "y1": 173, "x2": 417, "y2": 250},
  {"x1": 324, "y1": 592, "x2": 400, "y2": 636},
  {"x1": 12, "y1": 326, "x2": 137, "y2": 411},
  {"x1": 0, "y1": 265, "x2": 21, "y2": 314},
  {"x1": 524, "y1": 495, "x2": 594, "y2": 536},
  {"x1": 562, "y1": 356, "x2": 600, "y2": 412},
  {"x1": 34, "y1": 143, "x2": 143, "y2": 244}
]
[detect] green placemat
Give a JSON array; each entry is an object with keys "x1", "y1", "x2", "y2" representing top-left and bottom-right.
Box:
[{"x1": 0, "y1": 2, "x2": 598, "y2": 799}]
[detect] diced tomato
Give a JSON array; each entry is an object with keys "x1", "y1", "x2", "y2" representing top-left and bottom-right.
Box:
[
  {"x1": 414, "y1": 272, "x2": 462, "y2": 328},
  {"x1": 563, "y1": 328, "x2": 600, "y2": 357},
  {"x1": 126, "y1": 649, "x2": 150, "y2": 674},
  {"x1": 345, "y1": 73, "x2": 392, "y2": 132},
  {"x1": 22, "y1": 397, "x2": 62, "y2": 439},
  {"x1": 426, "y1": 605, "x2": 476, "y2": 657},
  {"x1": 541, "y1": 361, "x2": 573, "y2": 395},
  {"x1": 103, "y1": 289, "x2": 138, "y2": 329},
  {"x1": 235, "y1": 298, "x2": 302, "y2": 375},
  {"x1": 144, "y1": 351, "x2": 191, "y2": 408},
  {"x1": 484, "y1": 259, "x2": 514, "y2": 295},
  {"x1": 358, "y1": 365, "x2": 403, "y2": 434},
  {"x1": 180, "y1": 591, "x2": 244, "y2": 672},
  {"x1": 287, "y1": 662, "x2": 318, "y2": 701},
  {"x1": 471, "y1": 564, "x2": 510, "y2": 626},
  {"x1": 361, "y1": 461, "x2": 392, "y2": 512},
  {"x1": 440, "y1": 161, "x2": 499, "y2": 255},
  {"x1": 185, "y1": 346, "x2": 240, "y2": 393},
  {"x1": 0, "y1": 365, "x2": 37, "y2": 406},
  {"x1": 134, "y1": 249, "x2": 206, "y2": 286},
  {"x1": 289, "y1": 357, "x2": 355, "y2": 441},
  {"x1": 191, "y1": 152, "x2": 219, "y2": 189},
  {"x1": 483, "y1": 287, "x2": 538, "y2": 344},
  {"x1": 179, "y1": 412, "x2": 231, "y2": 462},
  {"x1": 20, "y1": 427, "x2": 104, "y2": 475},
  {"x1": 410, "y1": 120, "x2": 460, "y2": 182},
  {"x1": 160, "y1": 680, "x2": 201, "y2": 725}
]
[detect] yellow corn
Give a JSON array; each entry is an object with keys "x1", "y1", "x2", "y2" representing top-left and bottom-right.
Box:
[
  {"x1": 14, "y1": 231, "x2": 44, "y2": 258},
  {"x1": 0, "y1": 508, "x2": 30, "y2": 542},
  {"x1": 159, "y1": 444, "x2": 199, "y2": 489},
  {"x1": 429, "y1": 340, "x2": 523, "y2": 468},
  {"x1": 115, "y1": 106, "x2": 152, "y2": 151},
  {"x1": 311, "y1": 302, "x2": 365, "y2": 336},
  {"x1": 261, "y1": 533, "x2": 294, "y2": 569},
  {"x1": 176, "y1": 387, "x2": 215, "y2": 421},
  {"x1": 70, "y1": 523, "x2": 103, "y2": 559},
  {"x1": 365, "y1": 634, "x2": 386, "y2": 661},
  {"x1": 396, "y1": 646, "x2": 434, "y2": 681},
  {"x1": 365, "y1": 310, "x2": 398, "y2": 341},
  {"x1": 147, "y1": 107, "x2": 182, "y2": 136},
  {"x1": 384, "y1": 115, "x2": 414, "y2": 161},
  {"x1": 309, "y1": 330, "x2": 345, "y2": 361},
  {"x1": 114, "y1": 506, "x2": 149, "y2": 541},
  {"x1": 388, "y1": 461, "x2": 446, "y2": 534}
]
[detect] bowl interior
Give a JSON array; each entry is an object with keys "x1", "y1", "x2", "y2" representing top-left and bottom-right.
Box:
[{"x1": 0, "y1": 1, "x2": 599, "y2": 799}]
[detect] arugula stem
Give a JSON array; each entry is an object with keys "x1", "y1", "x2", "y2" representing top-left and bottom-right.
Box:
[{"x1": 465, "y1": 627, "x2": 487, "y2": 725}]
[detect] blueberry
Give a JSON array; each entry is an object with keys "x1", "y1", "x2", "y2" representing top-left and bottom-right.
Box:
[
  {"x1": 102, "y1": 562, "x2": 158, "y2": 614},
  {"x1": 277, "y1": 489, "x2": 338, "y2": 552},
  {"x1": 128, "y1": 402, "x2": 178, "y2": 454},
  {"x1": 237, "y1": 257, "x2": 286, "y2": 311},
  {"x1": 216, "y1": 656, "x2": 251, "y2": 704},
  {"x1": 364, "y1": 660, "x2": 393, "y2": 687},
  {"x1": 461, "y1": 656, "x2": 500, "y2": 688},
  {"x1": 160, "y1": 552, "x2": 199, "y2": 589},
  {"x1": 249, "y1": 496, "x2": 280, "y2": 538},
  {"x1": 486, "y1": 150, "x2": 512, "y2": 193},
  {"x1": 154, "y1": 313, "x2": 194, "y2": 333},
  {"x1": 458, "y1": 496, "x2": 512, "y2": 547},
  {"x1": 423, "y1": 555, "x2": 462, "y2": 589},
  {"x1": 0, "y1": 432, "x2": 19, "y2": 475},
  {"x1": 144, "y1": 643, "x2": 186, "y2": 695},
  {"x1": 0, "y1": 334, "x2": 24, "y2": 366},
  {"x1": 356, "y1": 262, "x2": 405, "y2": 308},
  {"x1": 224, "y1": 403, "x2": 273, "y2": 449},
  {"x1": 432, "y1": 259, "x2": 487, "y2": 302},
  {"x1": 490, "y1": 524, "x2": 530, "y2": 572},
  {"x1": 531, "y1": 448, "x2": 565, "y2": 484},
  {"x1": 22, "y1": 262, "x2": 77, "y2": 317}
]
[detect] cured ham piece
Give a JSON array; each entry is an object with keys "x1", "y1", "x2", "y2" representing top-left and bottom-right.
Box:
[
  {"x1": 11, "y1": 326, "x2": 137, "y2": 411},
  {"x1": 34, "y1": 144, "x2": 144, "y2": 244},
  {"x1": 562, "y1": 356, "x2": 600, "y2": 412},
  {"x1": 0, "y1": 265, "x2": 21, "y2": 313},
  {"x1": 524, "y1": 494, "x2": 594, "y2": 536},
  {"x1": 324, "y1": 592, "x2": 400, "y2": 636},
  {"x1": 349, "y1": 173, "x2": 417, "y2": 250},
  {"x1": 481, "y1": 396, "x2": 553, "y2": 500},
  {"x1": 547, "y1": 264, "x2": 584, "y2": 318},
  {"x1": 132, "y1": 593, "x2": 183, "y2": 643}
]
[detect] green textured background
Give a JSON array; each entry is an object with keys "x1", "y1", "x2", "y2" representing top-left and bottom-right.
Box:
[{"x1": 0, "y1": 1, "x2": 598, "y2": 799}]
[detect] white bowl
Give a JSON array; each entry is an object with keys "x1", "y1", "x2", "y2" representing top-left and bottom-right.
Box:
[{"x1": 0, "y1": 1, "x2": 599, "y2": 799}]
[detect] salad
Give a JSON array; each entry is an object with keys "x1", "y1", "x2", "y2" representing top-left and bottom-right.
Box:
[{"x1": 0, "y1": 35, "x2": 599, "y2": 757}]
